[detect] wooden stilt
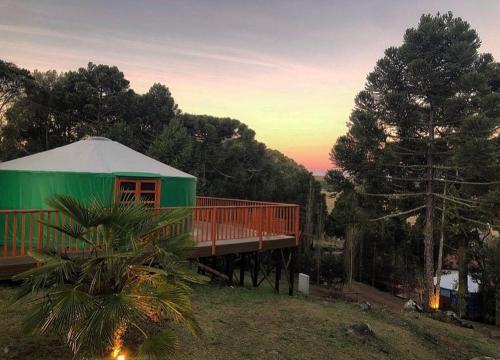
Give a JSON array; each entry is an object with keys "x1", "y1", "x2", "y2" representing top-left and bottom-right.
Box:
[
  {"x1": 275, "y1": 250, "x2": 282, "y2": 293},
  {"x1": 289, "y1": 248, "x2": 296, "y2": 296},
  {"x1": 239, "y1": 254, "x2": 246, "y2": 286},
  {"x1": 266, "y1": 251, "x2": 272, "y2": 276},
  {"x1": 252, "y1": 251, "x2": 260, "y2": 287},
  {"x1": 225, "y1": 254, "x2": 234, "y2": 285}
]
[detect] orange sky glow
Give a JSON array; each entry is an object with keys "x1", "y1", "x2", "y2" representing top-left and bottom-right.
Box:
[{"x1": 1, "y1": 1, "x2": 499, "y2": 174}]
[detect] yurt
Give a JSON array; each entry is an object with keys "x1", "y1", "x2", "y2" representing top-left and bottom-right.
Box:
[{"x1": 0, "y1": 137, "x2": 196, "y2": 210}]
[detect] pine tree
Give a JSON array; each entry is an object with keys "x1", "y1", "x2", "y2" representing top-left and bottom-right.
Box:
[{"x1": 329, "y1": 13, "x2": 499, "y2": 310}]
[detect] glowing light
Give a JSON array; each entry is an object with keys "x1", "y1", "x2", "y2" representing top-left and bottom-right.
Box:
[
  {"x1": 430, "y1": 294, "x2": 440, "y2": 310},
  {"x1": 117, "y1": 355, "x2": 125, "y2": 360}
]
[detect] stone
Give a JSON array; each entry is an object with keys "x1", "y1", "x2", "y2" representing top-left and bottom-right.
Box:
[
  {"x1": 347, "y1": 323, "x2": 375, "y2": 337},
  {"x1": 358, "y1": 301, "x2": 372, "y2": 311},
  {"x1": 403, "y1": 299, "x2": 423, "y2": 312},
  {"x1": 444, "y1": 310, "x2": 459, "y2": 320}
]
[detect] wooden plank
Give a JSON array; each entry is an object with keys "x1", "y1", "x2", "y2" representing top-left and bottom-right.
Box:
[
  {"x1": 29, "y1": 213, "x2": 34, "y2": 251},
  {"x1": 12, "y1": 214, "x2": 17, "y2": 257},
  {"x1": 37, "y1": 212, "x2": 43, "y2": 249},
  {"x1": 3, "y1": 214, "x2": 8, "y2": 257},
  {"x1": 20, "y1": 214, "x2": 26, "y2": 256}
]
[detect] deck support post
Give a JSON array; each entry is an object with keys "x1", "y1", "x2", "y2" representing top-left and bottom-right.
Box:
[
  {"x1": 225, "y1": 254, "x2": 234, "y2": 285},
  {"x1": 239, "y1": 254, "x2": 246, "y2": 286},
  {"x1": 289, "y1": 247, "x2": 296, "y2": 296},
  {"x1": 252, "y1": 251, "x2": 260, "y2": 287},
  {"x1": 275, "y1": 250, "x2": 282, "y2": 293},
  {"x1": 197, "y1": 258, "x2": 205, "y2": 275},
  {"x1": 266, "y1": 251, "x2": 272, "y2": 276}
]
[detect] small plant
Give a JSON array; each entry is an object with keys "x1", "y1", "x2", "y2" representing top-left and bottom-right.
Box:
[
  {"x1": 14, "y1": 195, "x2": 207, "y2": 359},
  {"x1": 320, "y1": 253, "x2": 345, "y2": 285}
]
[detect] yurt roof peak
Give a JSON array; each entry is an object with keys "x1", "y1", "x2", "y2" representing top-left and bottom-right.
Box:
[{"x1": 0, "y1": 137, "x2": 195, "y2": 178}]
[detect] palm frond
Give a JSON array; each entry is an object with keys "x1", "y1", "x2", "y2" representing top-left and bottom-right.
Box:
[
  {"x1": 37, "y1": 220, "x2": 94, "y2": 247},
  {"x1": 13, "y1": 249, "x2": 78, "y2": 297},
  {"x1": 46, "y1": 195, "x2": 107, "y2": 228},
  {"x1": 16, "y1": 194, "x2": 203, "y2": 358},
  {"x1": 139, "y1": 329, "x2": 178, "y2": 360},
  {"x1": 23, "y1": 286, "x2": 96, "y2": 334}
]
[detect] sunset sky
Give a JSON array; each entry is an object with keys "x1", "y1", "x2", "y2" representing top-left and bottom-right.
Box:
[{"x1": 1, "y1": 1, "x2": 499, "y2": 174}]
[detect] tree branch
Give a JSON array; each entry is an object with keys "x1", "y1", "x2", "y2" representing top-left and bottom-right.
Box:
[{"x1": 370, "y1": 205, "x2": 426, "y2": 222}]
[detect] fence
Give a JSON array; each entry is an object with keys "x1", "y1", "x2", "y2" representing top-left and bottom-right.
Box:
[{"x1": 0, "y1": 197, "x2": 299, "y2": 258}]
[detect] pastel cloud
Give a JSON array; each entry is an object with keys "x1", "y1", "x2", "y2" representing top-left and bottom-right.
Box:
[{"x1": 1, "y1": 0, "x2": 499, "y2": 174}]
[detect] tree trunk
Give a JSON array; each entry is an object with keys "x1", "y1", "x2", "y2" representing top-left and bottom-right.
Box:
[
  {"x1": 315, "y1": 202, "x2": 324, "y2": 285},
  {"x1": 457, "y1": 236, "x2": 469, "y2": 318},
  {"x1": 423, "y1": 105, "x2": 435, "y2": 311},
  {"x1": 435, "y1": 184, "x2": 447, "y2": 308},
  {"x1": 372, "y1": 241, "x2": 376, "y2": 287},
  {"x1": 496, "y1": 284, "x2": 500, "y2": 327},
  {"x1": 315, "y1": 237, "x2": 321, "y2": 285},
  {"x1": 358, "y1": 236, "x2": 363, "y2": 282},
  {"x1": 304, "y1": 179, "x2": 315, "y2": 249},
  {"x1": 344, "y1": 225, "x2": 359, "y2": 287}
]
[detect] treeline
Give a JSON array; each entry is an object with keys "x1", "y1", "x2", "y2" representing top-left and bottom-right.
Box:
[
  {"x1": 326, "y1": 13, "x2": 500, "y2": 322},
  {"x1": 0, "y1": 60, "x2": 325, "y2": 230}
]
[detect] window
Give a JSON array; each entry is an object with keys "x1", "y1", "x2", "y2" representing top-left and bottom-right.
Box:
[{"x1": 115, "y1": 178, "x2": 160, "y2": 208}]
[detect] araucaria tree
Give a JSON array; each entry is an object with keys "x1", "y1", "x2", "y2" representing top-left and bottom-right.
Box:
[{"x1": 329, "y1": 13, "x2": 499, "y2": 310}]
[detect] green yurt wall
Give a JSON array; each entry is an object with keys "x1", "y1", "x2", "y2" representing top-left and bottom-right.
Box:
[
  {"x1": 0, "y1": 137, "x2": 196, "y2": 249},
  {"x1": 0, "y1": 171, "x2": 196, "y2": 210}
]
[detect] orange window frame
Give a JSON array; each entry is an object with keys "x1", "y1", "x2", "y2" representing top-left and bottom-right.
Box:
[{"x1": 115, "y1": 178, "x2": 161, "y2": 208}]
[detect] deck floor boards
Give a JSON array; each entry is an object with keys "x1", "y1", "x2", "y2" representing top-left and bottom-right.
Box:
[{"x1": 0, "y1": 235, "x2": 296, "y2": 279}]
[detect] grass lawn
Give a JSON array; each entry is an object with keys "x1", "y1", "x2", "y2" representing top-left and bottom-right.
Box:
[{"x1": 1, "y1": 282, "x2": 499, "y2": 359}]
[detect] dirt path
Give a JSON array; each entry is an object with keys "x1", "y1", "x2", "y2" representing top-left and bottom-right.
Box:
[
  {"x1": 346, "y1": 281, "x2": 406, "y2": 311},
  {"x1": 311, "y1": 281, "x2": 405, "y2": 312}
]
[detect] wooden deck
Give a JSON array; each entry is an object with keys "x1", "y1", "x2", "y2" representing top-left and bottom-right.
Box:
[
  {"x1": 0, "y1": 235, "x2": 296, "y2": 279},
  {"x1": 0, "y1": 197, "x2": 300, "y2": 278},
  {"x1": 192, "y1": 234, "x2": 296, "y2": 257}
]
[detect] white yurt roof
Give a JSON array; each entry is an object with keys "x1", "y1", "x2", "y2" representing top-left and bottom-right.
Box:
[{"x1": 0, "y1": 137, "x2": 194, "y2": 178}]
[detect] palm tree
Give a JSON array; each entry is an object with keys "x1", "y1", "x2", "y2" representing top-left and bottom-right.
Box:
[{"x1": 13, "y1": 195, "x2": 207, "y2": 359}]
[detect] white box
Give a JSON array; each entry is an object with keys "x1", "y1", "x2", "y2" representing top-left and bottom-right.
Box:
[{"x1": 298, "y1": 273, "x2": 310, "y2": 295}]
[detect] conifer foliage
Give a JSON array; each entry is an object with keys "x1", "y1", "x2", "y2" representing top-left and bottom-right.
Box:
[{"x1": 328, "y1": 13, "x2": 499, "y2": 310}]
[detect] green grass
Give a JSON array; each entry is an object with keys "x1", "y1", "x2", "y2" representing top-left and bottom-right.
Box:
[{"x1": 1, "y1": 282, "x2": 500, "y2": 359}]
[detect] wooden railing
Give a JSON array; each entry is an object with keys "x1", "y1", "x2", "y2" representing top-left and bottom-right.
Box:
[
  {"x1": 0, "y1": 198, "x2": 300, "y2": 258},
  {"x1": 0, "y1": 209, "x2": 100, "y2": 258},
  {"x1": 195, "y1": 196, "x2": 291, "y2": 207}
]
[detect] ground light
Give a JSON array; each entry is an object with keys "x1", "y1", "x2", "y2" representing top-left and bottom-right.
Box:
[
  {"x1": 430, "y1": 294, "x2": 440, "y2": 310},
  {"x1": 112, "y1": 346, "x2": 126, "y2": 360}
]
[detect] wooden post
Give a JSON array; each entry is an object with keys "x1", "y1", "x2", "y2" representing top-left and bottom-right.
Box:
[
  {"x1": 37, "y1": 212, "x2": 43, "y2": 249},
  {"x1": 239, "y1": 254, "x2": 246, "y2": 286},
  {"x1": 29, "y1": 212, "x2": 34, "y2": 251},
  {"x1": 275, "y1": 250, "x2": 282, "y2": 293},
  {"x1": 252, "y1": 251, "x2": 260, "y2": 287},
  {"x1": 225, "y1": 254, "x2": 235, "y2": 285},
  {"x1": 258, "y1": 207, "x2": 263, "y2": 250},
  {"x1": 20, "y1": 214, "x2": 26, "y2": 256},
  {"x1": 294, "y1": 205, "x2": 300, "y2": 246},
  {"x1": 12, "y1": 213, "x2": 17, "y2": 257},
  {"x1": 210, "y1": 208, "x2": 217, "y2": 256},
  {"x1": 3, "y1": 214, "x2": 8, "y2": 257},
  {"x1": 289, "y1": 248, "x2": 296, "y2": 296}
]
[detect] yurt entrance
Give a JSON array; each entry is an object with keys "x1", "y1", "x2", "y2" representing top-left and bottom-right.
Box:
[{"x1": 115, "y1": 178, "x2": 161, "y2": 208}]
